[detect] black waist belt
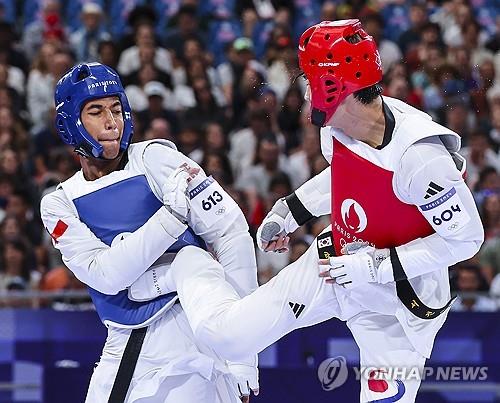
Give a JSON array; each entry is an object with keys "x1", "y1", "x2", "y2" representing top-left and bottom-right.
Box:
[
  {"x1": 390, "y1": 247, "x2": 455, "y2": 320},
  {"x1": 108, "y1": 326, "x2": 148, "y2": 403},
  {"x1": 317, "y1": 231, "x2": 455, "y2": 320}
]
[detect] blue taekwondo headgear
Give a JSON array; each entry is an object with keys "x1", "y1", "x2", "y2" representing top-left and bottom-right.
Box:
[{"x1": 54, "y1": 63, "x2": 133, "y2": 159}]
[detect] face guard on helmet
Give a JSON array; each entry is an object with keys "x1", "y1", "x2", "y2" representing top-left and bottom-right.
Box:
[
  {"x1": 298, "y1": 19, "x2": 383, "y2": 127},
  {"x1": 54, "y1": 63, "x2": 133, "y2": 159}
]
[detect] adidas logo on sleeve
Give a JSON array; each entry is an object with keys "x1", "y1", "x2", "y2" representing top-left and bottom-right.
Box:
[
  {"x1": 289, "y1": 302, "x2": 305, "y2": 318},
  {"x1": 424, "y1": 182, "x2": 444, "y2": 199}
]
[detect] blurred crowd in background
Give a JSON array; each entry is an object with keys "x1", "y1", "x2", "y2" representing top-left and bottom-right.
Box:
[{"x1": 0, "y1": 0, "x2": 498, "y2": 312}]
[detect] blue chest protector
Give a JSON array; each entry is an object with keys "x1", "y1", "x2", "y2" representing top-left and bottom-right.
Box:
[{"x1": 72, "y1": 174, "x2": 206, "y2": 327}]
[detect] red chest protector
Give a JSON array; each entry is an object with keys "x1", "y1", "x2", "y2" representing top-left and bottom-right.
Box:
[{"x1": 330, "y1": 138, "x2": 434, "y2": 255}]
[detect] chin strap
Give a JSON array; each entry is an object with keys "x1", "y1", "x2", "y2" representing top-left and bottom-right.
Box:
[
  {"x1": 75, "y1": 144, "x2": 125, "y2": 162},
  {"x1": 311, "y1": 108, "x2": 327, "y2": 127}
]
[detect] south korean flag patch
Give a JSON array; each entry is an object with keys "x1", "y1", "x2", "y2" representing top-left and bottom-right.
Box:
[
  {"x1": 419, "y1": 186, "x2": 471, "y2": 236},
  {"x1": 317, "y1": 231, "x2": 335, "y2": 259},
  {"x1": 318, "y1": 237, "x2": 332, "y2": 248}
]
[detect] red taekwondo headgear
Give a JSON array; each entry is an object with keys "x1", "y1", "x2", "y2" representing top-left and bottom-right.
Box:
[{"x1": 298, "y1": 19, "x2": 383, "y2": 127}]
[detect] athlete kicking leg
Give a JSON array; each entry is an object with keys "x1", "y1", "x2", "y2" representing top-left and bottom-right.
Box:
[{"x1": 170, "y1": 227, "x2": 341, "y2": 362}]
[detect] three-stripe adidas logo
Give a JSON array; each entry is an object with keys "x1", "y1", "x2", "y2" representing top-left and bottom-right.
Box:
[
  {"x1": 289, "y1": 302, "x2": 305, "y2": 318},
  {"x1": 424, "y1": 182, "x2": 444, "y2": 199}
]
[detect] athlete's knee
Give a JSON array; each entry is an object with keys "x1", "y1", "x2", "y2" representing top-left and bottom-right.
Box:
[{"x1": 176, "y1": 245, "x2": 211, "y2": 262}]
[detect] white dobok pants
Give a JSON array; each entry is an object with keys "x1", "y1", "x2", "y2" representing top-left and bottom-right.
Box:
[
  {"x1": 171, "y1": 226, "x2": 433, "y2": 402},
  {"x1": 85, "y1": 303, "x2": 240, "y2": 403}
]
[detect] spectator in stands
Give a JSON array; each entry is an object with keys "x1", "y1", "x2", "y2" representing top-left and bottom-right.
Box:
[
  {"x1": 473, "y1": 166, "x2": 500, "y2": 206},
  {"x1": 398, "y1": 3, "x2": 428, "y2": 56},
  {"x1": 22, "y1": 0, "x2": 64, "y2": 61},
  {"x1": 0, "y1": 107, "x2": 29, "y2": 154},
  {"x1": 135, "y1": 81, "x2": 179, "y2": 134},
  {"x1": 183, "y1": 76, "x2": 228, "y2": 130},
  {"x1": 462, "y1": 20, "x2": 494, "y2": 71},
  {"x1": 118, "y1": 22, "x2": 172, "y2": 76},
  {"x1": 118, "y1": 5, "x2": 157, "y2": 53},
  {"x1": 230, "y1": 107, "x2": 274, "y2": 178},
  {"x1": 0, "y1": 63, "x2": 24, "y2": 113},
  {"x1": 480, "y1": 235, "x2": 500, "y2": 285},
  {"x1": 69, "y1": 2, "x2": 108, "y2": 63},
  {"x1": 481, "y1": 192, "x2": 500, "y2": 240},
  {"x1": 0, "y1": 214, "x2": 22, "y2": 242},
  {"x1": 201, "y1": 151, "x2": 234, "y2": 187},
  {"x1": 471, "y1": 58, "x2": 496, "y2": 122},
  {"x1": 124, "y1": 63, "x2": 173, "y2": 112},
  {"x1": 235, "y1": 135, "x2": 292, "y2": 203},
  {"x1": 97, "y1": 38, "x2": 119, "y2": 70},
  {"x1": 488, "y1": 103, "x2": 500, "y2": 152},
  {"x1": 32, "y1": 106, "x2": 65, "y2": 166},
  {"x1": 447, "y1": 45, "x2": 478, "y2": 94},
  {"x1": 177, "y1": 123, "x2": 202, "y2": 163},
  {"x1": 460, "y1": 131, "x2": 500, "y2": 188},
  {"x1": 143, "y1": 118, "x2": 174, "y2": 143},
  {"x1": 442, "y1": 98, "x2": 474, "y2": 142},
  {"x1": 4, "y1": 189, "x2": 42, "y2": 246},
  {"x1": 384, "y1": 62, "x2": 422, "y2": 108},
  {"x1": 451, "y1": 263, "x2": 497, "y2": 312},
  {"x1": 164, "y1": 4, "x2": 204, "y2": 61},
  {"x1": 202, "y1": 121, "x2": 229, "y2": 156},
  {"x1": 26, "y1": 42, "x2": 57, "y2": 132},
  {"x1": 361, "y1": 12, "x2": 402, "y2": 72},
  {"x1": 277, "y1": 85, "x2": 304, "y2": 152},
  {"x1": 0, "y1": 239, "x2": 35, "y2": 294},
  {"x1": 440, "y1": 2, "x2": 475, "y2": 48},
  {"x1": 266, "y1": 31, "x2": 300, "y2": 101},
  {"x1": 217, "y1": 37, "x2": 266, "y2": 124},
  {"x1": 0, "y1": 22, "x2": 27, "y2": 73},
  {"x1": 0, "y1": 149, "x2": 26, "y2": 190},
  {"x1": 288, "y1": 125, "x2": 320, "y2": 187}
]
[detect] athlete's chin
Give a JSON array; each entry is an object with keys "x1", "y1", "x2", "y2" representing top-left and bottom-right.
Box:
[{"x1": 101, "y1": 140, "x2": 120, "y2": 159}]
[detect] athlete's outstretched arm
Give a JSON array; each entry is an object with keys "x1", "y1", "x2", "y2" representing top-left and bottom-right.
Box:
[{"x1": 256, "y1": 167, "x2": 331, "y2": 251}]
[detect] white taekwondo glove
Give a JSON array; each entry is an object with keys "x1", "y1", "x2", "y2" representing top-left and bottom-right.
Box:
[
  {"x1": 227, "y1": 356, "x2": 259, "y2": 398},
  {"x1": 320, "y1": 241, "x2": 390, "y2": 289},
  {"x1": 256, "y1": 198, "x2": 299, "y2": 252},
  {"x1": 162, "y1": 164, "x2": 199, "y2": 221}
]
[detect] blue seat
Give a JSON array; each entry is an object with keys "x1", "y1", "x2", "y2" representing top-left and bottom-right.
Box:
[
  {"x1": 22, "y1": 0, "x2": 42, "y2": 26},
  {"x1": 152, "y1": 0, "x2": 182, "y2": 40},
  {"x1": 252, "y1": 19, "x2": 275, "y2": 60},
  {"x1": 107, "y1": 0, "x2": 146, "y2": 38},
  {"x1": 208, "y1": 19, "x2": 242, "y2": 66},
  {"x1": 474, "y1": 4, "x2": 499, "y2": 37},
  {"x1": 292, "y1": 0, "x2": 321, "y2": 41},
  {"x1": 199, "y1": 0, "x2": 236, "y2": 19},
  {"x1": 0, "y1": 0, "x2": 15, "y2": 23},
  {"x1": 380, "y1": 2, "x2": 411, "y2": 42}
]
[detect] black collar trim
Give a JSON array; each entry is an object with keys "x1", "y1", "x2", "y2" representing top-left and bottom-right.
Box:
[{"x1": 376, "y1": 100, "x2": 395, "y2": 150}]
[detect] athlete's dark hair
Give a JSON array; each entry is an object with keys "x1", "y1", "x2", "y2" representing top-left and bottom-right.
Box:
[{"x1": 354, "y1": 82, "x2": 383, "y2": 105}]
